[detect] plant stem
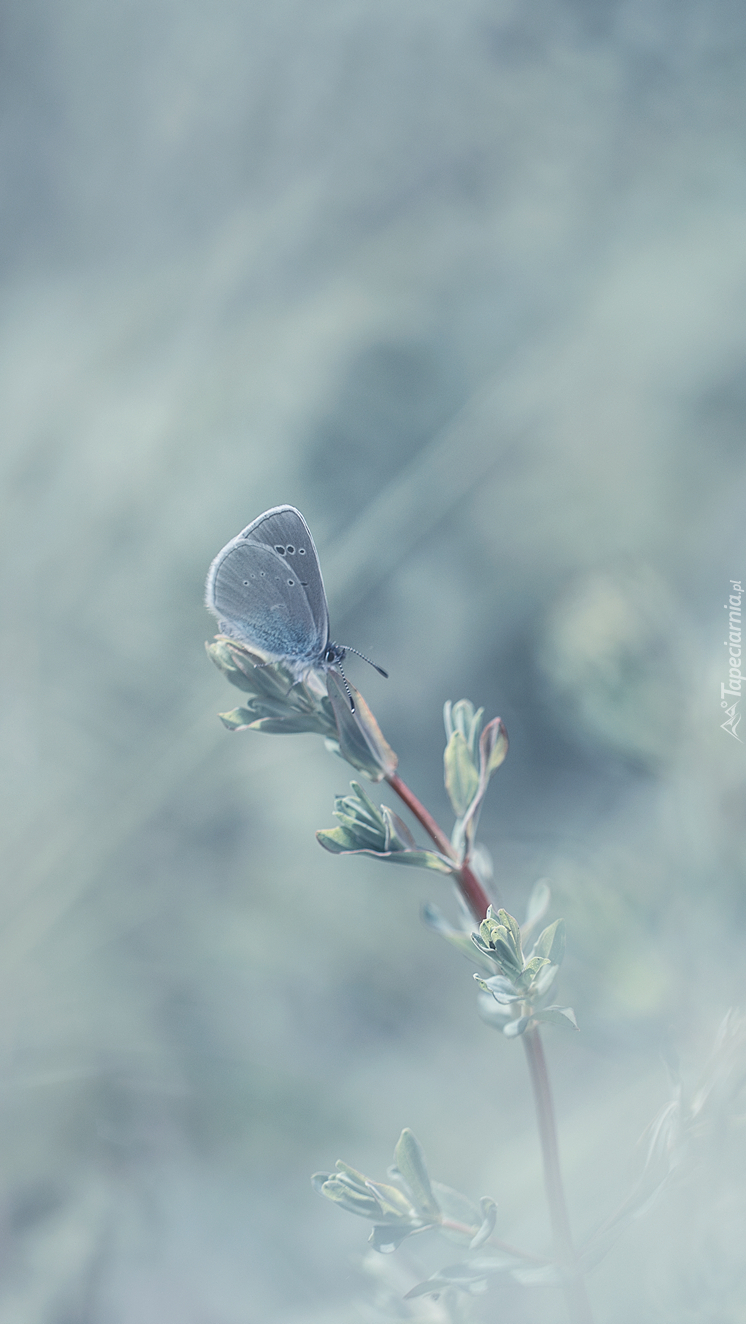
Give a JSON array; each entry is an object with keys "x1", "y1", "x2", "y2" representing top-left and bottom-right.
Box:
[
  {"x1": 524, "y1": 1026, "x2": 595, "y2": 1324},
  {"x1": 386, "y1": 772, "x2": 594, "y2": 1324},
  {"x1": 385, "y1": 773, "x2": 456, "y2": 858},
  {"x1": 385, "y1": 772, "x2": 492, "y2": 923},
  {"x1": 453, "y1": 859, "x2": 493, "y2": 924}
]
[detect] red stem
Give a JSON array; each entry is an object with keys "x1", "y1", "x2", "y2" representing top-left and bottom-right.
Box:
[
  {"x1": 385, "y1": 773, "x2": 455, "y2": 858},
  {"x1": 454, "y1": 859, "x2": 492, "y2": 924},
  {"x1": 385, "y1": 772, "x2": 492, "y2": 923},
  {"x1": 385, "y1": 771, "x2": 594, "y2": 1324}
]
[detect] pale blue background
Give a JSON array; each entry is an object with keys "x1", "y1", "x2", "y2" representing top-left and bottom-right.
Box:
[{"x1": 1, "y1": 2, "x2": 745, "y2": 1320}]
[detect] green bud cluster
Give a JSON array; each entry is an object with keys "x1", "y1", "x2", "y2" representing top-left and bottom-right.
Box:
[
  {"x1": 316, "y1": 782, "x2": 454, "y2": 874},
  {"x1": 312, "y1": 1128, "x2": 526, "y2": 1297},
  {"x1": 473, "y1": 904, "x2": 577, "y2": 1038},
  {"x1": 443, "y1": 700, "x2": 508, "y2": 863}
]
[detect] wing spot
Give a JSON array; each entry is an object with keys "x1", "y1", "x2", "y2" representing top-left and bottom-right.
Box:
[
  {"x1": 287, "y1": 579, "x2": 294, "y2": 586},
  {"x1": 298, "y1": 548, "x2": 306, "y2": 554},
  {"x1": 286, "y1": 545, "x2": 295, "y2": 554},
  {"x1": 274, "y1": 545, "x2": 285, "y2": 554}
]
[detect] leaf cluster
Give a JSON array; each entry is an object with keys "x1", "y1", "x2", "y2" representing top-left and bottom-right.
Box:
[
  {"x1": 472, "y1": 902, "x2": 577, "y2": 1038},
  {"x1": 316, "y1": 783, "x2": 454, "y2": 874},
  {"x1": 207, "y1": 637, "x2": 338, "y2": 736},
  {"x1": 207, "y1": 637, "x2": 397, "y2": 780},
  {"x1": 422, "y1": 883, "x2": 576, "y2": 1039},
  {"x1": 313, "y1": 1129, "x2": 536, "y2": 1296},
  {"x1": 443, "y1": 701, "x2": 507, "y2": 863},
  {"x1": 315, "y1": 697, "x2": 509, "y2": 881}
]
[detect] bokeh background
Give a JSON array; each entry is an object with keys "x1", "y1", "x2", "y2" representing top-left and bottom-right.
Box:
[{"x1": 2, "y1": 2, "x2": 746, "y2": 1320}]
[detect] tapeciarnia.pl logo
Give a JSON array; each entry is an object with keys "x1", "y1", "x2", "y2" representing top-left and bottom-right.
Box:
[{"x1": 721, "y1": 579, "x2": 743, "y2": 741}]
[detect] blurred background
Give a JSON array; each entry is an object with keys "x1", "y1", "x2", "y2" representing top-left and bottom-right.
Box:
[{"x1": 1, "y1": 1, "x2": 746, "y2": 1320}]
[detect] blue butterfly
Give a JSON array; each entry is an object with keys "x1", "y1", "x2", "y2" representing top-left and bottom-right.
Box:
[{"x1": 206, "y1": 505, "x2": 387, "y2": 708}]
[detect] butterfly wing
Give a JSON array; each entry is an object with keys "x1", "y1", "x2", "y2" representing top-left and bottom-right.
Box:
[{"x1": 205, "y1": 506, "x2": 330, "y2": 661}]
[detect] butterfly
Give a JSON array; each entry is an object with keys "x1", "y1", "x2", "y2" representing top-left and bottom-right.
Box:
[{"x1": 205, "y1": 505, "x2": 386, "y2": 708}]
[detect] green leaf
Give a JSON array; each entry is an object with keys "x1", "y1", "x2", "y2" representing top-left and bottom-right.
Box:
[
  {"x1": 532, "y1": 963, "x2": 560, "y2": 998},
  {"x1": 218, "y1": 706, "x2": 263, "y2": 731},
  {"x1": 445, "y1": 713, "x2": 509, "y2": 861},
  {"x1": 208, "y1": 638, "x2": 338, "y2": 735},
  {"x1": 317, "y1": 782, "x2": 455, "y2": 871},
  {"x1": 376, "y1": 849, "x2": 454, "y2": 873},
  {"x1": 534, "y1": 1005, "x2": 578, "y2": 1030},
  {"x1": 329, "y1": 813, "x2": 383, "y2": 848},
  {"x1": 474, "y1": 910, "x2": 524, "y2": 974},
  {"x1": 381, "y1": 806, "x2": 417, "y2": 852},
  {"x1": 406, "y1": 1257, "x2": 521, "y2": 1298},
  {"x1": 347, "y1": 780, "x2": 385, "y2": 825},
  {"x1": 332, "y1": 816, "x2": 385, "y2": 851},
  {"x1": 523, "y1": 955, "x2": 551, "y2": 979},
  {"x1": 384, "y1": 849, "x2": 455, "y2": 873},
  {"x1": 364, "y1": 1178, "x2": 416, "y2": 1220},
  {"x1": 327, "y1": 674, "x2": 398, "y2": 781},
  {"x1": 206, "y1": 639, "x2": 291, "y2": 698},
  {"x1": 442, "y1": 699, "x2": 455, "y2": 742},
  {"x1": 326, "y1": 795, "x2": 385, "y2": 848},
  {"x1": 218, "y1": 705, "x2": 334, "y2": 734},
  {"x1": 444, "y1": 730, "x2": 480, "y2": 817},
  {"x1": 430, "y1": 1181, "x2": 481, "y2": 1240},
  {"x1": 315, "y1": 826, "x2": 366, "y2": 853},
  {"x1": 532, "y1": 918, "x2": 566, "y2": 967},
  {"x1": 318, "y1": 1176, "x2": 382, "y2": 1219},
  {"x1": 326, "y1": 783, "x2": 387, "y2": 849},
  {"x1": 405, "y1": 1270, "x2": 489, "y2": 1298},
  {"x1": 469, "y1": 1196, "x2": 497, "y2": 1250},
  {"x1": 394, "y1": 1129, "x2": 440, "y2": 1219},
  {"x1": 482, "y1": 938, "x2": 522, "y2": 974},
  {"x1": 503, "y1": 1015, "x2": 530, "y2": 1038},
  {"x1": 497, "y1": 910, "x2": 523, "y2": 961},
  {"x1": 479, "y1": 716, "x2": 509, "y2": 777},
  {"x1": 475, "y1": 973, "x2": 520, "y2": 1003},
  {"x1": 473, "y1": 933, "x2": 522, "y2": 977},
  {"x1": 443, "y1": 700, "x2": 484, "y2": 759},
  {"x1": 334, "y1": 1159, "x2": 370, "y2": 1185},
  {"x1": 315, "y1": 833, "x2": 455, "y2": 873},
  {"x1": 476, "y1": 912, "x2": 497, "y2": 944},
  {"x1": 369, "y1": 1224, "x2": 413, "y2": 1253}
]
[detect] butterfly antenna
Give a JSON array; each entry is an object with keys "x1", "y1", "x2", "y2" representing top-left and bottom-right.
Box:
[
  {"x1": 338, "y1": 646, "x2": 388, "y2": 679},
  {"x1": 336, "y1": 660, "x2": 356, "y2": 712}
]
